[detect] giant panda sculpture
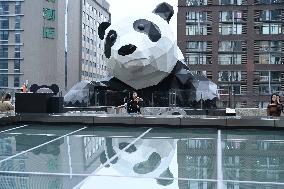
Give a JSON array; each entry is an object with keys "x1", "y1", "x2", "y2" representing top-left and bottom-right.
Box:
[{"x1": 96, "y1": 2, "x2": 218, "y2": 108}]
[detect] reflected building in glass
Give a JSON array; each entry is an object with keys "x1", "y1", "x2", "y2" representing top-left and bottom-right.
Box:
[
  {"x1": 177, "y1": 132, "x2": 217, "y2": 189},
  {"x1": 178, "y1": 0, "x2": 284, "y2": 108},
  {"x1": 221, "y1": 130, "x2": 284, "y2": 189}
]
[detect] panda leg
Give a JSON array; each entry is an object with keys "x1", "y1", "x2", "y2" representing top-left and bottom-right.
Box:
[
  {"x1": 99, "y1": 138, "x2": 118, "y2": 167},
  {"x1": 105, "y1": 138, "x2": 118, "y2": 164},
  {"x1": 133, "y1": 152, "x2": 161, "y2": 174},
  {"x1": 156, "y1": 167, "x2": 174, "y2": 186}
]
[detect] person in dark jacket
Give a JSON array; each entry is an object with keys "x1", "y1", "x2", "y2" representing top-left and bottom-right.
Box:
[
  {"x1": 267, "y1": 94, "x2": 282, "y2": 116},
  {"x1": 127, "y1": 92, "x2": 143, "y2": 114}
]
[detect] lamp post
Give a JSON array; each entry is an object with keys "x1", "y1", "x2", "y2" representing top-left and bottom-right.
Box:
[{"x1": 228, "y1": 75, "x2": 232, "y2": 108}]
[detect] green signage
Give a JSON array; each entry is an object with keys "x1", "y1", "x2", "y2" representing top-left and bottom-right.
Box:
[
  {"x1": 43, "y1": 27, "x2": 55, "y2": 39},
  {"x1": 43, "y1": 8, "x2": 55, "y2": 21},
  {"x1": 43, "y1": 0, "x2": 56, "y2": 39}
]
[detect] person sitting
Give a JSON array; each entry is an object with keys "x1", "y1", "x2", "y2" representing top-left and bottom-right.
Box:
[
  {"x1": 0, "y1": 93, "x2": 14, "y2": 112},
  {"x1": 267, "y1": 94, "x2": 282, "y2": 117},
  {"x1": 126, "y1": 92, "x2": 143, "y2": 114}
]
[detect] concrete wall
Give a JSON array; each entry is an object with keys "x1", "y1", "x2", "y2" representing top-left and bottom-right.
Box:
[
  {"x1": 22, "y1": 0, "x2": 65, "y2": 92},
  {"x1": 67, "y1": 0, "x2": 82, "y2": 90}
]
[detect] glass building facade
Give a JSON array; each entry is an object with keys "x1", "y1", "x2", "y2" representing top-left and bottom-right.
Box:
[
  {"x1": 0, "y1": 1, "x2": 23, "y2": 88},
  {"x1": 81, "y1": 0, "x2": 110, "y2": 81}
]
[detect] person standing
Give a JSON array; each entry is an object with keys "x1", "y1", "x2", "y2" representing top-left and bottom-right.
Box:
[
  {"x1": 267, "y1": 94, "x2": 282, "y2": 116},
  {"x1": 276, "y1": 94, "x2": 284, "y2": 114},
  {"x1": 0, "y1": 93, "x2": 14, "y2": 112}
]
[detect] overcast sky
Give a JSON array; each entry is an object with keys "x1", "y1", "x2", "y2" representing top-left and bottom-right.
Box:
[{"x1": 106, "y1": 0, "x2": 178, "y2": 38}]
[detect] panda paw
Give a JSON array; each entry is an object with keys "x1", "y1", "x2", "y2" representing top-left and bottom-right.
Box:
[
  {"x1": 156, "y1": 167, "x2": 174, "y2": 186},
  {"x1": 133, "y1": 152, "x2": 161, "y2": 174},
  {"x1": 99, "y1": 150, "x2": 118, "y2": 167},
  {"x1": 119, "y1": 142, "x2": 137, "y2": 153}
]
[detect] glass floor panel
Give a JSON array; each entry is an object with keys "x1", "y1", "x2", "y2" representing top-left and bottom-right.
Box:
[{"x1": 0, "y1": 125, "x2": 283, "y2": 189}]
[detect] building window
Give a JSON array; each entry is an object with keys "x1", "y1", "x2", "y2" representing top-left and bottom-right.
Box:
[
  {"x1": 259, "y1": 10, "x2": 281, "y2": 22},
  {"x1": 219, "y1": 11, "x2": 245, "y2": 35},
  {"x1": 218, "y1": 71, "x2": 242, "y2": 82},
  {"x1": 15, "y1": 16, "x2": 21, "y2": 29},
  {"x1": 258, "y1": 23, "x2": 282, "y2": 34},
  {"x1": 14, "y1": 76, "x2": 20, "y2": 87},
  {"x1": 256, "y1": 0, "x2": 282, "y2": 4},
  {"x1": 255, "y1": 10, "x2": 283, "y2": 34},
  {"x1": 186, "y1": 0, "x2": 207, "y2": 6},
  {"x1": 255, "y1": 71, "x2": 282, "y2": 94},
  {"x1": 14, "y1": 45, "x2": 20, "y2": 58},
  {"x1": 219, "y1": 0, "x2": 243, "y2": 5},
  {"x1": 219, "y1": 41, "x2": 242, "y2": 52},
  {"x1": 15, "y1": 2, "x2": 21, "y2": 14},
  {"x1": 258, "y1": 71, "x2": 281, "y2": 82},
  {"x1": 186, "y1": 53, "x2": 209, "y2": 65},
  {"x1": 255, "y1": 41, "x2": 283, "y2": 64},
  {"x1": 259, "y1": 84, "x2": 281, "y2": 94},
  {"x1": 219, "y1": 41, "x2": 245, "y2": 64},
  {"x1": 0, "y1": 60, "x2": 8, "y2": 70},
  {"x1": 219, "y1": 84, "x2": 241, "y2": 94},
  {"x1": 186, "y1": 41, "x2": 212, "y2": 65},
  {"x1": 0, "y1": 2, "x2": 9, "y2": 15},
  {"x1": 219, "y1": 54, "x2": 242, "y2": 65},
  {"x1": 0, "y1": 31, "x2": 8, "y2": 41},
  {"x1": 15, "y1": 32, "x2": 20, "y2": 43},
  {"x1": 0, "y1": 45, "x2": 8, "y2": 58},
  {"x1": 14, "y1": 59, "x2": 20, "y2": 73},
  {"x1": 0, "y1": 75, "x2": 8, "y2": 87},
  {"x1": 0, "y1": 17, "x2": 9, "y2": 29},
  {"x1": 186, "y1": 12, "x2": 212, "y2": 35}
]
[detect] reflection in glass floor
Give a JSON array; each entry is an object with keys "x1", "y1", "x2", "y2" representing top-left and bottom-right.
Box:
[{"x1": 0, "y1": 125, "x2": 284, "y2": 189}]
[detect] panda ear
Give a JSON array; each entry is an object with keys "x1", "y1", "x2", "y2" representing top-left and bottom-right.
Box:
[
  {"x1": 152, "y1": 2, "x2": 174, "y2": 23},
  {"x1": 98, "y1": 22, "x2": 111, "y2": 40}
]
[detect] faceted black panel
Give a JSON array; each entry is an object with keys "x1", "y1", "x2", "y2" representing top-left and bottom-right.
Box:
[
  {"x1": 152, "y1": 2, "x2": 174, "y2": 23},
  {"x1": 92, "y1": 61, "x2": 218, "y2": 108},
  {"x1": 98, "y1": 22, "x2": 111, "y2": 40},
  {"x1": 133, "y1": 19, "x2": 161, "y2": 42},
  {"x1": 104, "y1": 30, "x2": 117, "y2": 59},
  {"x1": 118, "y1": 44, "x2": 137, "y2": 56},
  {"x1": 64, "y1": 81, "x2": 95, "y2": 107}
]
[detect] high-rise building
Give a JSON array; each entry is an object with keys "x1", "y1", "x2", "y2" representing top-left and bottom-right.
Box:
[
  {"x1": 0, "y1": 0, "x2": 66, "y2": 91},
  {"x1": 178, "y1": 0, "x2": 284, "y2": 108},
  {"x1": 67, "y1": 0, "x2": 110, "y2": 90}
]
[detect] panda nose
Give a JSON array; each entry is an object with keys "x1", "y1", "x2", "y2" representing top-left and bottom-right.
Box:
[{"x1": 118, "y1": 44, "x2": 137, "y2": 56}]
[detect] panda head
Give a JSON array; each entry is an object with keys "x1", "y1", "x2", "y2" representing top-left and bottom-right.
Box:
[
  {"x1": 100, "y1": 138, "x2": 176, "y2": 186},
  {"x1": 98, "y1": 2, "x2": 179, "y2": 90}
]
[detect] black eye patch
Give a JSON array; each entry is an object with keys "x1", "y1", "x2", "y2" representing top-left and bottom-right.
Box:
[
  {"x1": 104, "y1": 30, "x2": 117, "y2": 59},
  {"x1": 133, "y1": 19, "x2": 161, "y2": 42}
]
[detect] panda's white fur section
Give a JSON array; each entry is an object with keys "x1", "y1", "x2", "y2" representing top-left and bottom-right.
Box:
[
  {"x1": 104, "y1": 13, "x2": 179, "y2": 90},
  {"x1": 103, "y1": 138, "x2": 176, "y2": 179}
]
